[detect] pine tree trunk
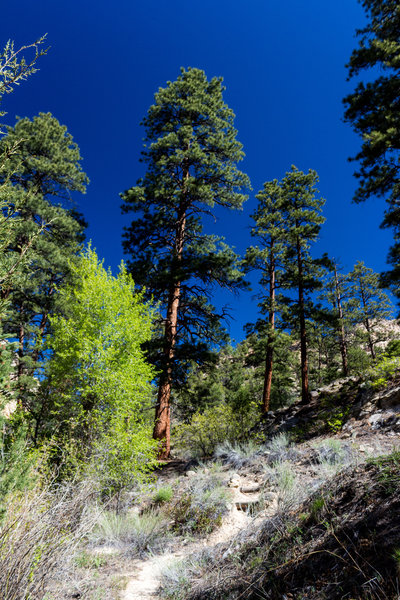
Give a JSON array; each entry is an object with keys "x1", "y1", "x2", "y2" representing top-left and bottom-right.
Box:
[
  {"x1": 18, "y1": 321, "x2": 24, "y2": 380},
  {"x1": 297, "y1": 238, "x2": 310, "y2": 404},
  {"x1": 364, "y1": 317, "x2": 376, "y2": 360},
  {"x1": 334, "y1": 264, "x2": 348, "y2": 376},
  {"x1": 358, "y1": 276, "x2": 376, "y2": 360},
  {"x1": 153, "y1": 264, "x2": 184, "y2": 460},
  {"x1": 262, "y1": 244, "x2": 275, "y2": 413},
  {"x1": 153, "y1": 168, "x2": 188, "y2": 459},
  {"x1": 153, "y1": 279, "x2": 181, "y2": 459}
]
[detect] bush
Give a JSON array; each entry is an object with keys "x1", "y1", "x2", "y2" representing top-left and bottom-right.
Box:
[
  {"x1": 153, "y1": 485, "x2": 173, "y2": 504},
  {"x1": 173, "y1": 403, "x2": 256, "y2": 458},
  {"x1": 214, "y1": 440, "x2": 261, "y2": 468},
  {"x1": 0, "y1": 481, "x2": 94, "y2": 600},
  {"x1": 168, "y1": 472, "x2": 228, "y2": 535},
  {"x1": 367, "y1": 355, "x2": 400, "y2": 389}
]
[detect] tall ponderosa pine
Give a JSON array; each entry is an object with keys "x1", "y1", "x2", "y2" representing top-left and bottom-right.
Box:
[
  {"x1": 245, "y1": 180, "x2": 287, "y2": 412},
  {"x1": 279, "y1": 167, "x2": 326, "y2": 403},
  {"x1": 343, "y1": 0, "x2": 400, "y2": 300},
  {"x1": 346, "y1": 261, "x2": 393, "y2": 359},
  {"x1": 320, "y1": 259, "x2": 351, "y2": 376},
  {"x1": 121, "y1": 68, "x2": 250, "y2": 458},
  {"x1": 0, "y1": 37, "x2": 48, "y2": 316},
  {"x1": 0, "y1": 113, "x2": 88, "y2": 405}
]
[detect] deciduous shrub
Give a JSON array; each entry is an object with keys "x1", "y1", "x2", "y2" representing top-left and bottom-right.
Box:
[{"x1": 173, "y1": 403, "x2": 256, "y2": 458}]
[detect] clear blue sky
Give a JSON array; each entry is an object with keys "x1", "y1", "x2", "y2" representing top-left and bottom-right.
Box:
[{"x1": 2, "y1": 0, "x2": 392, "y2": 341}]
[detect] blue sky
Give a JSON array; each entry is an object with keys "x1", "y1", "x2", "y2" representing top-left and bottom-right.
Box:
[{"x1": 2, "y1": 0, "x2": 392, "y2": 341}]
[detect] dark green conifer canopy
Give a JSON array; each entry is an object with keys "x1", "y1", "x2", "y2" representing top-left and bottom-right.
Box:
[{"x1": 121, "y1": 67, "x2": 250, "y2": 378}]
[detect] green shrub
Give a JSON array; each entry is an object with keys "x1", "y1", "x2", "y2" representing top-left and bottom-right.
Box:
[
  {"x1": 385, "y1": 340, "x2": 400, "y2": 359},
  {"x1": 367, "y1": 355, "x2": 400, "y2": 389},
  {"x1": 173, "y1": 403, "x2": 257, "y2": 458},
  {"x1": 153, "y1": 485, "x2": 173, "y2": 504},
  {"x1": 310, "y1": 496, "x2": 325, "y2": 521}
]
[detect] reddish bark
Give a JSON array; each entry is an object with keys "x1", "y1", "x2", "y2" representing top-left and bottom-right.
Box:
[
  {"x1": 262, "y1": 242, "x2": 275, "y2": 413},
  {"x1": 297, "y1": 237, "x2": 310, "y2": 404},
  {"x1": 153, "y1": 279, "x2": 181, "y2": 459},
  {"x1": 357, "y1": 273, "x2": 376, "y2": 360},
  {"x1": 153, "y1": 167, "x2": 188, "y2": 459},
  {"x1": 334, "y1": 263, "x2": 349, "y2": 376}
]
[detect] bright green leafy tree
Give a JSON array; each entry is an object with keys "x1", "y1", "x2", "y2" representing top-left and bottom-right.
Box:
[
  {"x1": 343, "y1": 0, "x2": 400, "y2": 301},
  {"x1": 43, "y1": 247, "x2": 158, "y2": 492},
  {"x1": 121, "y1": 67, "x2": 250, "y2": 457}
]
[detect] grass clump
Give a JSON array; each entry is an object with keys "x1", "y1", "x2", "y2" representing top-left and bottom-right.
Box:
[
  {"x1": 214, "y1": 440, "x2": 261, "y2": 468},
  {"x1": 313, "y1": 438, "x2": 353, "y2": 477},
  {"x1": 75, "y1": 550, "x2": 108, "y2": 569},
  {"x1": 0, "y1": 481, "x2": 95, "y2": 600},
  {"x1": 90, "y1": 509, "x2": 171, "y2": 556},
  {"x1": 265, "y1": 432, "x2": 297, "y2": 464},
  {"x1": 267, "y1": 432, "x2": 291, "y2": 454},
  {"x1": 168, "y1": 471, "x2": 228, "y2": 535},
  {"x1": 368, "y1": 450, "x2": 400, "y2": 493},
  {"x1": 160, "y1": 549, "x2": 214, "y2": 600},
  {"x1": 153, "y1": 485, "x2": 173, "y2": 504},
  {"x1": 264, "y1": 460, "x2": 304, "y2": 513}
]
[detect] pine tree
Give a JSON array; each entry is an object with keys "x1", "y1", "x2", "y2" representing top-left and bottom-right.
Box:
[
  {"x1": 319, "y1": 259, "x2": 351, "y2": 377},
  {"x1": 0, "y1": 113, "x2": 88, "y2": 407},
  {"x1": 245, "y1": 179, "x2": 288, "y2": 412},
  {"x1": 121, "y1": 68, "x2": 250, "y2": 457},
  {"x1": 343, "y1": 0, "x2": 400, "y2": 300},
  {"x1": 278, "y1": 167, "x2": 326, "y2": 403},
  {"x1": 346, "y1": 261, "x2": 393, "y2": 359},
  {"x1": 0, "y1": 37, "x2": 48, "y2": 315}
]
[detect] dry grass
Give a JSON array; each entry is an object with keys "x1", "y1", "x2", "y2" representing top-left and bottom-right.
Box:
[{"x1": 0, "y1": 480, "x2": 96, "y2": 600}]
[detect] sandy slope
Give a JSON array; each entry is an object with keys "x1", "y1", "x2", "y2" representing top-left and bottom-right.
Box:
[{"x1": 121, "y1": 491, "x2": 253, "y2": 600}]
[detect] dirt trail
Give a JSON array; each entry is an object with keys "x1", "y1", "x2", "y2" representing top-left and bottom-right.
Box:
[
  {"x1": 121, "y1": 492, "x2": 254, "y2": 600},
  {"x1": 121, "y1": 426, "x2": 400, "y2": 600}
]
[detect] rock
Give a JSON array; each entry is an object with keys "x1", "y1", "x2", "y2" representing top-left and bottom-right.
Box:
[
  {"x1": 235, "y1": 498, "x2": 261, "y2": 512},
  {"x1": 240, "y1": 483, "x2": 261, "y2": 494},
  {"x1": 229, "y1": 474, "x2": 241, "y2": 487},
  {"x1": 368, "y1": 413, "x2": 384, "y2": 428},
  {"x1": 263, "y1": 491, "x2": 277, "y2": 504},
  {"x1": 185, "y1": 470, "x2": 196, "y2": 478},
  {"x1": 376, "y1": 385, "x2": 400, "y2": 409}
]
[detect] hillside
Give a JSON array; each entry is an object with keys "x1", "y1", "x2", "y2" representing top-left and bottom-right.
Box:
[{"x1": 41, "y1": 372, "x2": 400, "y2": 600}]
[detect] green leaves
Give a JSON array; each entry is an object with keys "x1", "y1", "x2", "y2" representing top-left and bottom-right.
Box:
[{"x1": 46, "y1": 247, "x2": 158, "y2": 490}]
